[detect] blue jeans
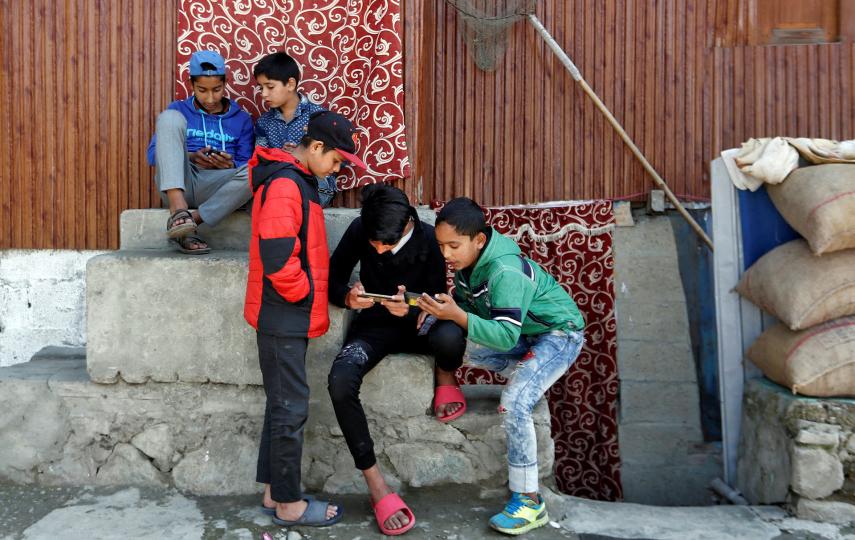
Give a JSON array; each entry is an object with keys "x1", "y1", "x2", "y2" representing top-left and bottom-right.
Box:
[{"x1": 467, "y1": 330, "x2": 584, "y2": 493}]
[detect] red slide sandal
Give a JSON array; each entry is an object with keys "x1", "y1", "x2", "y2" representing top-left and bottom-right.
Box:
[
  {"x1": 373, "y1": 493, "x2": 416, "y2": 536},
  {"x1": 434, "y1": 385, "x2": 467, "y2": 423}
]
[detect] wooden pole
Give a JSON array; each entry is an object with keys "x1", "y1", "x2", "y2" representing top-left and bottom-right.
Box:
[{"x1": 527, "y1": 13, "x2": 714, "y2": 251}]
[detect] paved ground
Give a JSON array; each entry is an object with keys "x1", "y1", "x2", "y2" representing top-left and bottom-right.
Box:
[{"x1": 1, "y1": 483, "x2": 853, "y2": 540}]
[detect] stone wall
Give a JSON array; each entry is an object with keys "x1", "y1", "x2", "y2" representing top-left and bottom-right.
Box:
[
  {"x1": 0, "y1": 250, "x2": 104, "y2": 367},
  {"x1": 738, "y1": 378, "x2": 855, "y2": 523},
  {"x1": 0, "y1": 351, "x2": 554, "y2": 496}
]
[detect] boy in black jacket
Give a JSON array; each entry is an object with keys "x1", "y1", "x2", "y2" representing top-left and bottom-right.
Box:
[{"x1": 327, "y1": 185, "x2": 467, "y2": 535}]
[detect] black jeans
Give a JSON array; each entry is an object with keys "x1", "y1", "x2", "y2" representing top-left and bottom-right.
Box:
[
  {"x1": 256, "y1": 332, "x2": 309, "y2": 503},
  {"x1": 327, "y1": 319, "x2": 466, "y2": 470}
]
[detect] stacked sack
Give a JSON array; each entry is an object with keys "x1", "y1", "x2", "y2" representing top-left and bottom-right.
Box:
[{"x1": 736, "y1": 164, "x2": 855, "y2": 397}]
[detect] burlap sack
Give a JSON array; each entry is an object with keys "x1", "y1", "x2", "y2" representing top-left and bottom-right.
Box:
[
  {"x1": 747, "y1": 317, "x2": 855, "y2": 397},
  {"x1": 735, "y1": 239, "x2": 855, "y2": 330},
  {"x1": 767, "y1": 164, "x2": 855, "y2": 254}
]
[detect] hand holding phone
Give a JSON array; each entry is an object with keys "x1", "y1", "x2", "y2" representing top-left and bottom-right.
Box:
[{"x1": 346, "y1": 281, "x2": 375, "y2": 310}]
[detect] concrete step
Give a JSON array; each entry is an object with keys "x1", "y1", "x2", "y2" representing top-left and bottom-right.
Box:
[
  {"x1": 0, "y1": 357, "x2": 553, "y2": 495},
  {"x1": 120, "y1": 207, "x2": 439, "y2": 252},
  {"x1": 86, "y1": 250, "x2": 310, "y2": 385}
]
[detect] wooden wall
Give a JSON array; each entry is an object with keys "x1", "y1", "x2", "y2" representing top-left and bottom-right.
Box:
[
  {"x1": 2, "y1": 0, "x2": 854, "y2": 249},
  {"x1": 416, "y1": 0, "x2": 855, "y2": 207},
  {"x1": 0, "y1": 0, "x2": 177, "y2": 250}
]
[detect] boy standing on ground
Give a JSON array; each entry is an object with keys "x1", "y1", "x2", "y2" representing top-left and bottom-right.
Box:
[
  {"x1": 244, "y1": 110, "x2": 365, "y2": 528},
  {"x1": 253, "y1": 51, "x2": 339, "y2": 207},
  {"x1": 146, "y1": 50, "x2": 255, "y2": 254},
  {"x1": 326, "y1": 184, "x2": 468, "y2": 536},
  {"x1": 418, "y1": 197, "x2": 586, "y2": 536}
]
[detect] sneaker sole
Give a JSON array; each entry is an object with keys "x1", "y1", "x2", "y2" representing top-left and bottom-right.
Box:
[{"x1": 490, "y1": 512, "x2": 549, "y2": 536}]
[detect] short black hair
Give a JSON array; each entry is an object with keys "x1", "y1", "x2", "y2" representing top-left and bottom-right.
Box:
[
  {"x1": 253, "y1": 52, "x2": 301, "y2": 85},
  {"x1": 190, "y1": 63, "x2": 226, "y2": 83},
  {"x1": 298, "y1": 135, "x2": 334, "y2": 153},
  {"x1": 435, "y1": 197, "x2": 488, "y2": 238},
  {"x1": 360, "y1": 184, "x2": 414, "y2": 244}
]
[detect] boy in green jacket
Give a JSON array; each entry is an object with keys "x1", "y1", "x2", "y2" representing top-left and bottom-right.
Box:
[{"x1": 417, "y1": 197, "x2": 585, "y2": 536}]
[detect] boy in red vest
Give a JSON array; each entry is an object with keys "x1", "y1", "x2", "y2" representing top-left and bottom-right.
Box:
[{"x1": 244, "y1": 110, "x2": 365, "y2": 527}]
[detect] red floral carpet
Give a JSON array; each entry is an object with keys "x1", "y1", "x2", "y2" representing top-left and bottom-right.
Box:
[{"x1": 176, "y1": 0, "x2": 409, "y2": 189}]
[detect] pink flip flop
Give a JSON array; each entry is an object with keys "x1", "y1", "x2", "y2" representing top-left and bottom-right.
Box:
[
  {"x1": 433, "y1": 385, "x2": 467, "y2": 423},
  {"x1": 373, "y1": 493, "x2": 416, "y2": 536}
]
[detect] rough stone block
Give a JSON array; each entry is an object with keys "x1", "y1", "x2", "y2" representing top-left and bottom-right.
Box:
[
  {"x1": 738, "y1": 379, "x2": 855, "y2": 507},
  {"x1": 792, "y1": 497, "x2": 855, "y2": 524},
  {"x1": 737, "y1": 381, "x2": 792, "y2": 504},
  {"x1": 647, "y1": 190, "x2": 666, "y2": 213},
  {"x1": 791, "y1": 446, "x2": 844, "y2": 499},
  {"x1": 172, "y1": 432, "x2": 259, "y2": 496},
  {"x1": 613, "y1": 201, "x2": 634, "y2": 227},
  {"x1": 795, "y1": 423, "x2": 841, "y2": 448},
  {"x1": 130, "y1": 424, "x2": 175, "y2": 472},
  {"x1": 95, "y1": 443, "x2": 166, "y2": 487},
  {"x1": 0, "y1": 357, "x2": 553, "y2": 496}
]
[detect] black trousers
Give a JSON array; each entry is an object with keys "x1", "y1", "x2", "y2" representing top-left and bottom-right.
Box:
[
  {"x1": 327, "y1": 319, "x2": 467, "y2": 470},
  {"x1": 256, "y1": 332, "x2": 309, "y2": 503}
]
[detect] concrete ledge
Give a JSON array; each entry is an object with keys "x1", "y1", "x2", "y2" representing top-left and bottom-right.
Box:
[
  {"x1": 120, "y1": 207, "x2": 438, "y2": 252},
  {"x1": 86, "y1": 250, "x2": 334, "y2": 385},
  {"x1": 0, "y1": 357, "x2": 553, "y2": 495}
]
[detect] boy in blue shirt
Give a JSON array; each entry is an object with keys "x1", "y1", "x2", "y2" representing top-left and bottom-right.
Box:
[
  {"x1": 418, "y1": 197, "x2": 586, "y2": 536},
  {"x1": 146, "y1": 50, "x2": 255, "y2": 254},
  {"x1": 253, "y1": 52, "x2": 338, "y2": 207}
]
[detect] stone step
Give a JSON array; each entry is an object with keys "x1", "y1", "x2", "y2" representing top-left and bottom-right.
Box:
[
  {"x1": 0, "y1": 357, "x2": 553, "y2": 495},
  {"x1": 120, "y1": 207, "x2": 438, "y2": 252},
  {"x1": 86, "y1": 250, "x2": 337, "y2": 386}
]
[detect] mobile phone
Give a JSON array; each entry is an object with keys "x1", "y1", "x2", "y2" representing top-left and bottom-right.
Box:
[
  {"x1": 404, "y1": 292, "x2": 445, "y2": 306},
  {"x1": 358, "y1": 292, "x2": 400, "y2": 302},
  {"x1": 205, "y1": 148, "x2": 222, "y2": 157}
]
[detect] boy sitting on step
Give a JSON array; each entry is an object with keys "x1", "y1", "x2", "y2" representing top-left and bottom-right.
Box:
[
  {"x1": 417, "y1": 197, "x2": 585, "y2": 536},
  {"x1": 146, "y1": 49, "x2": 255, "y2": 254},
  {"x1": 253, "y1": 51, "x2": 338, "y2": 207},
  {"x1": 326, "y1": 184, "x2": 468, "y2": 536}
]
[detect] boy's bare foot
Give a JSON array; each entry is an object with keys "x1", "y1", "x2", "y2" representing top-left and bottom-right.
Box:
[{"x1": 364, "y1": 466, "x2": 410, "y2": 531}]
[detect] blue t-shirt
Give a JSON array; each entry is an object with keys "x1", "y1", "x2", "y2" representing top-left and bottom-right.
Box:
[{"x1": 255, "y1": 94, "x2": 336, "y2": 206}]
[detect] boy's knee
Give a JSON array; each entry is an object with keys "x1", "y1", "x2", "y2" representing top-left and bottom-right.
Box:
[
  {"x1": 429, "y1": 321, "x2": 466, "y2": 367},
  {"x1": 327, "y1": 361, "x2": 362, "y2": 403},
  {"x1": 156, "y1": 109, "x2": 186, "y2": 131},
  {"x1": 498, "y1": 390, "x2": 534, "y2": 419}
]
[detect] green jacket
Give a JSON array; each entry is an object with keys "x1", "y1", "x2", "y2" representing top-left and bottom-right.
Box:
[{"x1": 453, "y1": 229, "x2": 585, "y2": 351}]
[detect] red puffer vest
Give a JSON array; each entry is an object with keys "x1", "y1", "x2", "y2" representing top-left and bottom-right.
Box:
[{"x1": 243, "y1": 147, "x2": 330, "y2": 338}]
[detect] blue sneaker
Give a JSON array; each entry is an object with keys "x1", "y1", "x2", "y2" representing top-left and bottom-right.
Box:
[{"x1": 489, "y1": 492, "x2": 549, "y2": 535}]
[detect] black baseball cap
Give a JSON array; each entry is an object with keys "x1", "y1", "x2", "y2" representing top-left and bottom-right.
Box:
[{"x1": 306, "y1": 110, "x2": 367, "y2": 170}]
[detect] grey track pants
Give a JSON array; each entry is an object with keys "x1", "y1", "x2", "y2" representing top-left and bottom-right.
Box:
[{"x1": 153, "y1": 109, "x2": 251, "y2": 227}]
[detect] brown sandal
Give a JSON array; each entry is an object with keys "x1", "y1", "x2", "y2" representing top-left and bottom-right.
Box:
[
  {"x1": 170, "y1": 235, "x2": 210, "y2": 255},
  {"x1": 166, "y1": 209, "x2": 197, "y2": 238}
]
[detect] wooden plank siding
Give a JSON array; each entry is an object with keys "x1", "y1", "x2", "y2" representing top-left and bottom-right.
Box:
[
  {"x1": 0, "y1": 0, "x2": 177, "y2": 250},
  {"x1": 2, "y1": 0, "x2": 855, "y2": 249},
  {"x1": 418, "y1": 0, "x2": 855, "y2": 207}
]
